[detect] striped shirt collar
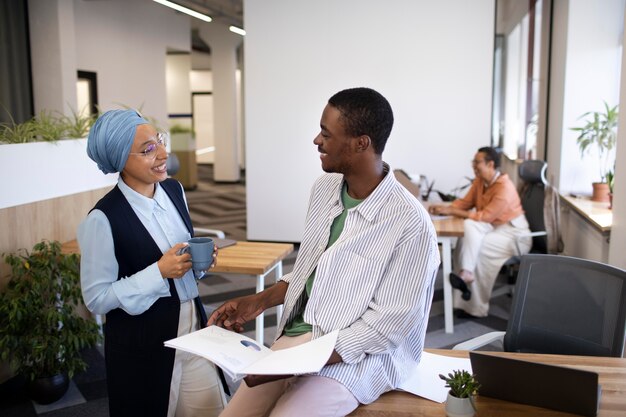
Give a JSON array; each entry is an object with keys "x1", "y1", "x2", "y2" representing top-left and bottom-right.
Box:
[{"x1": 334, "y1": 162, "x2": 396, "y2": 223}]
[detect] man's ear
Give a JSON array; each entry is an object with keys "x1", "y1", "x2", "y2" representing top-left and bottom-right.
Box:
[{"x1": 355, "y1": 135, "x2": 371, "y2": 152}]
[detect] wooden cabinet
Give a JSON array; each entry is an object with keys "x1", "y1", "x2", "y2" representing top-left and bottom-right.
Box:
[{"x1": 560, "y1": 196, "x2": 611, "y2": 263}]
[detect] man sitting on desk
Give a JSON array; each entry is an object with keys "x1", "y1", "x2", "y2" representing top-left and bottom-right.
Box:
[
  {"x1": 208, "y1": 87, "x2": 440, "y2": 417},
  {"x1": 429, "y1": 147, "x2": 531, "y2": 318}
]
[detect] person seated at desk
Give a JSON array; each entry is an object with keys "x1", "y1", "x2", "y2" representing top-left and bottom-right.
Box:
[
  {"x1": 208, "y1": 87, "x2": 440, "y2": 417},
  {"x1": 428, "y1": 146, "x2": 531, "y2": 318}
]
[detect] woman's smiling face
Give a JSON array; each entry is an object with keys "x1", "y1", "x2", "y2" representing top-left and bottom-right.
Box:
[{"x1": 121, "y1": 124, "x2": 168, "y2": 196}]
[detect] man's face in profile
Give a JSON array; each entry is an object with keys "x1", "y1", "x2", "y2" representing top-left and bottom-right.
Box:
[{"x1": 313, "y1": 104, "x2": 357, "y2": 174}]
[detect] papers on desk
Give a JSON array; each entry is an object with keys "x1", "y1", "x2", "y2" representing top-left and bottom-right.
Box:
[
  {"x1": 164, "y1": 325, "x2": 338, "y2": 381},
  {"x1": 430, "y1": 214, "x2": 453, "y2": 220},
  {"x1": 399, "y1": 351, "x2": 473, "y2": 403}
]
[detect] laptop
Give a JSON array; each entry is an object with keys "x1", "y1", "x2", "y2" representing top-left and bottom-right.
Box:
[
  {"x1": 213, "y1": 238, "x2": 237, "y2": 249},
  {"x1": 469, "y1": 352, "x2": 601, "y2": 417}
]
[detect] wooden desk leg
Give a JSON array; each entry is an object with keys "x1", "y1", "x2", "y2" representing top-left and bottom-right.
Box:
[
  {"x1": 440, "y1": 237, "x2": 454, "y2": 334},
  {"x1": 254, "y1": 262, "x2": 284, "y2": 346},
  {"x1": 256, "y1": 274, "x2": 265, "y2": 346},
  {"x1": 275, "y1": 261, "x2": 283, "y2": 325}
]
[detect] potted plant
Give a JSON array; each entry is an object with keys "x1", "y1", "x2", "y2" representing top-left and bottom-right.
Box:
[
  {"x1": 169, "y1": 123, "x2": 198, "y2": 189},
  {"x1": 606, "y1": 168, "x2": 615, "y2": 209},
  {"x1": 0, "y1": 240, "x2": 101, "y2": 404},
  {"x1": 570, "y1": 102, "x2": 618, "y2": 202},
  {"x1": 0, "y1": 107, "x2": 115, "y2": 210},
  {"x1": 439, "y1": 370, "x2": 481, "y2": 417}
]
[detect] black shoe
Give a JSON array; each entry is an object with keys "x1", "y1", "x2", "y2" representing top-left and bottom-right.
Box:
[
  {"x1": 455, "y1": 309, "x2": 480, "y2": 319},
  {"x1": 449, "y1": 273, "x2": 472, "y2": 301}
]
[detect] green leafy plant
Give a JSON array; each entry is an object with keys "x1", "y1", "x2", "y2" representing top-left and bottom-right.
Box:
[
  {"x1": 32, "y1": 110, "x2": 67, "y2": 142},
  {"x1": 0, "y1": 106, "x2": 97, "y2": 144},
  {"x1": 606, "y1": 168, "x2": 615, "y2": 194},
  {"x1": 439, "y1": 370, "x2": 481, "y2": 399},
  {"x1": 0, "y1": 240, "x2": 101, "y2": 381},
  {"x1": 169, "y1": 124, "x2": 194, "y2": 135},
  {"x1": 60, "y1": 107, "x2": 98, "y2": 139},
  {"x1": 570, "y1": 102, "x2": 619, "y2": 183}
]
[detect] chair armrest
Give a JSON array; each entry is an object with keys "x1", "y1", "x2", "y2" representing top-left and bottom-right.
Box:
[
  {"x1": 513, "y1": 230, "x2": 547, "y2": 255},
  {"x1": 193, "y1": 227, "x2": 226, "y2": 239},
  {"x1": 452, "y1": 331, "x2": 506, "y2": 351}
]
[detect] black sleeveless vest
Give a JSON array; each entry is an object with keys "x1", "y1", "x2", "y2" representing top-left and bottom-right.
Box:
[{"x1": 93, "y1": 179, "x2": 205, "y2": 417}]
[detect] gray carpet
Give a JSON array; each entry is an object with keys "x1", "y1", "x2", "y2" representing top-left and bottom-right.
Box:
[{"x1": 0, "y1": 164, "x2": 511, "y2": 416}]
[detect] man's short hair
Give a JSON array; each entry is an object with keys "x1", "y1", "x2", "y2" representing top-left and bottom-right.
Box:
[
  {"x1": 328, "y1": 87, "x2": 394, "y2": 154},
  {"x1": 477, "y1": 146, "x2": 501, "y2": 169}
]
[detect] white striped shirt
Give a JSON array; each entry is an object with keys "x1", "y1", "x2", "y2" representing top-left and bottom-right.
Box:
[{"x1": 277, "y1": 164, "x2": 440, "y2": 404}]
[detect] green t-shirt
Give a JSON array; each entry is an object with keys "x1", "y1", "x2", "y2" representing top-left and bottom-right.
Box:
[{"x1": 283, "y1": 183, "x2": 362, "y2": 336}]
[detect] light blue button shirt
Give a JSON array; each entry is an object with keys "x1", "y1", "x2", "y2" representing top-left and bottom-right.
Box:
[{"x1": 78, "y1": 178, "x2": 199, "y2": 316}]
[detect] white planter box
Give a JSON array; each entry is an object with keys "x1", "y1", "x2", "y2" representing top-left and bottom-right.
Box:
[{"x1": 0, "y1": 139, "x2": 118, "y2": 209}]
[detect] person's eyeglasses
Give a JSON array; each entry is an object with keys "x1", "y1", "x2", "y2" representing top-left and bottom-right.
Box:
[
  {"x1": 471, "y1": 159, "x2": 485, "y2": 166},
  {"x1": 129, "y1": 132, "x2": 168, "y2": 159}
]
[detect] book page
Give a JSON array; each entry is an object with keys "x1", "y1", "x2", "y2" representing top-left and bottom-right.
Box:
[
  {"x1": 164, "y1": 326, "x2": 271, "y2": 379},
  {"x1": 242, "y1": 330, "x2": 338, "y2": 376},
  {"x1": 165, "y1": 326, "x2": 339, "y2": 381},
  {"x1": 399, "y1": 351, "x2": 473, "y2": 403}
]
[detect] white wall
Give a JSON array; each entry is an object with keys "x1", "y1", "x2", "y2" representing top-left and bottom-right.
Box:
[
  {"x1": 29, "y1": 0, "x2": 78, "y2": 116},
  {"x1": 196, "y1": 20, "x2": 242, "y2": 181},
  {"x1": 166, "y1": 54, "x2": 192, "y2": 123},
  {"x1": 73, "y1": 0, "x2": 191, "y2": 128},
  {"x1": 245, "y1": 0, "x2": 496, "y2": 242},
  {"x1": 191, "y1": 71, "x2": 215, "y2": 164}
]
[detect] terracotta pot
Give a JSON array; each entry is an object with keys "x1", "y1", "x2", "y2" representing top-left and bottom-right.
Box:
[
  {"x1": 591, "y1": 182, "x2": 610, "y2": 202},
  {"x1": 445, "y1": 391, "x2": 475, "y2": 417}
]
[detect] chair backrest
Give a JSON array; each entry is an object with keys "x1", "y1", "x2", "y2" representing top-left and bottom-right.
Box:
[
  {"x1": 518, "y1": 160, "x2": 548, "y2": 254},
  {"x1": 393, "y1": 169, "x2": 421, "y2": 199},
  {"x1": 504, "y1": 254, "x2": 626, "y2": 357}
]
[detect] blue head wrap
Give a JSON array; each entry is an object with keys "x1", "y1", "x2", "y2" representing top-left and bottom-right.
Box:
[{"x1": 87, "y1": 109, "x2": 149, "y2": 174}]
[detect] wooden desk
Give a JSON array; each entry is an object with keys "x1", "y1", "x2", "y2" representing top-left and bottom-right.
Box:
[
  {"x1": 210, "y1": 241, "x2": 294, "y2": 345},
  {"x1": 62, "y1": 240, "x2": 294, "y2": 345},
  {"x1": 393, "y1": 176, "x2": 465, "y2": 333},
  {"x1": 349, "y1": 349, "x2": 626, "y2": 416},
  {"x1": 430, "y1": 215, "x2": 465, "y2": 334}
]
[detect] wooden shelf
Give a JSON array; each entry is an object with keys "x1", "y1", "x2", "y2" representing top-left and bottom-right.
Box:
[{"x1": 561, "y1": 195, "x2": 612, "y2": 234}]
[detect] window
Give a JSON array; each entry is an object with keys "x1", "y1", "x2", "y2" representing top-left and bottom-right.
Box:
[
  {"x1": 76, "y1": 71, "x2": 98, "y2": 117},
  {"x1": 494, "y1": 0, "x2": 548, "y2": 161},
  {"x1": 0, "y1": 0, "x2": 33, "y2": 124}
]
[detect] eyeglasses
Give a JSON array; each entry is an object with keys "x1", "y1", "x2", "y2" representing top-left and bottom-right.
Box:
[
  {"x1": 129, "y1": 132, "x2": 168, "y2": 159},
  {"x1": 471, "y1": 159, "x2": 485, "y2": 166}
]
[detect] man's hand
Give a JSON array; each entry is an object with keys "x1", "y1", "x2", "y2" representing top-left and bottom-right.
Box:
[
  {"x1": 429, "y1": 204, "x2": 468, "y2": 219},
  {"x1": 428, "y1": 204, "x2": 451, "y2": 215},
  {"x1": 157, "y1": 243, "x2": 192, "y2": 278},
  {"x1": 207, "y1": 294, "x2": 265, "y2": 332},
  {"x1": 208, "y1": 281, "x2": 289, "y2": 332},
  {"x1": 244, "y1": 374, "x2": 292, "y2": 388}
]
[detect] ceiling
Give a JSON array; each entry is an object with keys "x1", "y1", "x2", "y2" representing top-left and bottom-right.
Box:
[{"x1": 175, "y1": 0, "x2": 244, "y2": 28}]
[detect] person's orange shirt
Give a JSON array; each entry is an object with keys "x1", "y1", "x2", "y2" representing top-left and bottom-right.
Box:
[{"x1": 451, "y1": 173, "x2": 523, "y2": 225}]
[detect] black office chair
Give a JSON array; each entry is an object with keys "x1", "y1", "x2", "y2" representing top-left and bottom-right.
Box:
[
  {"x1": 455, "y1": 254, "x2": 626, "y2": 357},
  {"x1": 498, "y1": 160, "x2": 562, "y2": 288}
]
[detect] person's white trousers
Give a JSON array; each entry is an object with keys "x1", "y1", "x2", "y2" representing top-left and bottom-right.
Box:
[
  {"x1": 219, "y1": 332, "x2": 359, "y2": 417},
  {"x1": 168, "y1": 300, "x2": 227, "y2": 417},
  {"x1": 453, "y1": 215, "x2": 531, "y2": 317}
]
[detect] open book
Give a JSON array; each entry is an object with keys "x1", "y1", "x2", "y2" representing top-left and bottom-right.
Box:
[{"x1": 165, "y1": 325, "x2": 339, "y2": 381}]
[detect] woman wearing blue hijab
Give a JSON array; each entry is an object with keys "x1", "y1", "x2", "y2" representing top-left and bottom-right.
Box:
[{"x1": 78, "y1": 109, "x2": 226, "y2": 417}]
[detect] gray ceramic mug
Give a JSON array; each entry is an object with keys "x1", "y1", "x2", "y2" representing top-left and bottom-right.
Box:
[{"x1": 182, "y1": 237, "x2": 214, "y2": 278}]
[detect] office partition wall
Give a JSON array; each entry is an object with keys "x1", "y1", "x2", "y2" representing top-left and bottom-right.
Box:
[{"x1": 245, "y1": 0, "x2": 496, "y2": 242}]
